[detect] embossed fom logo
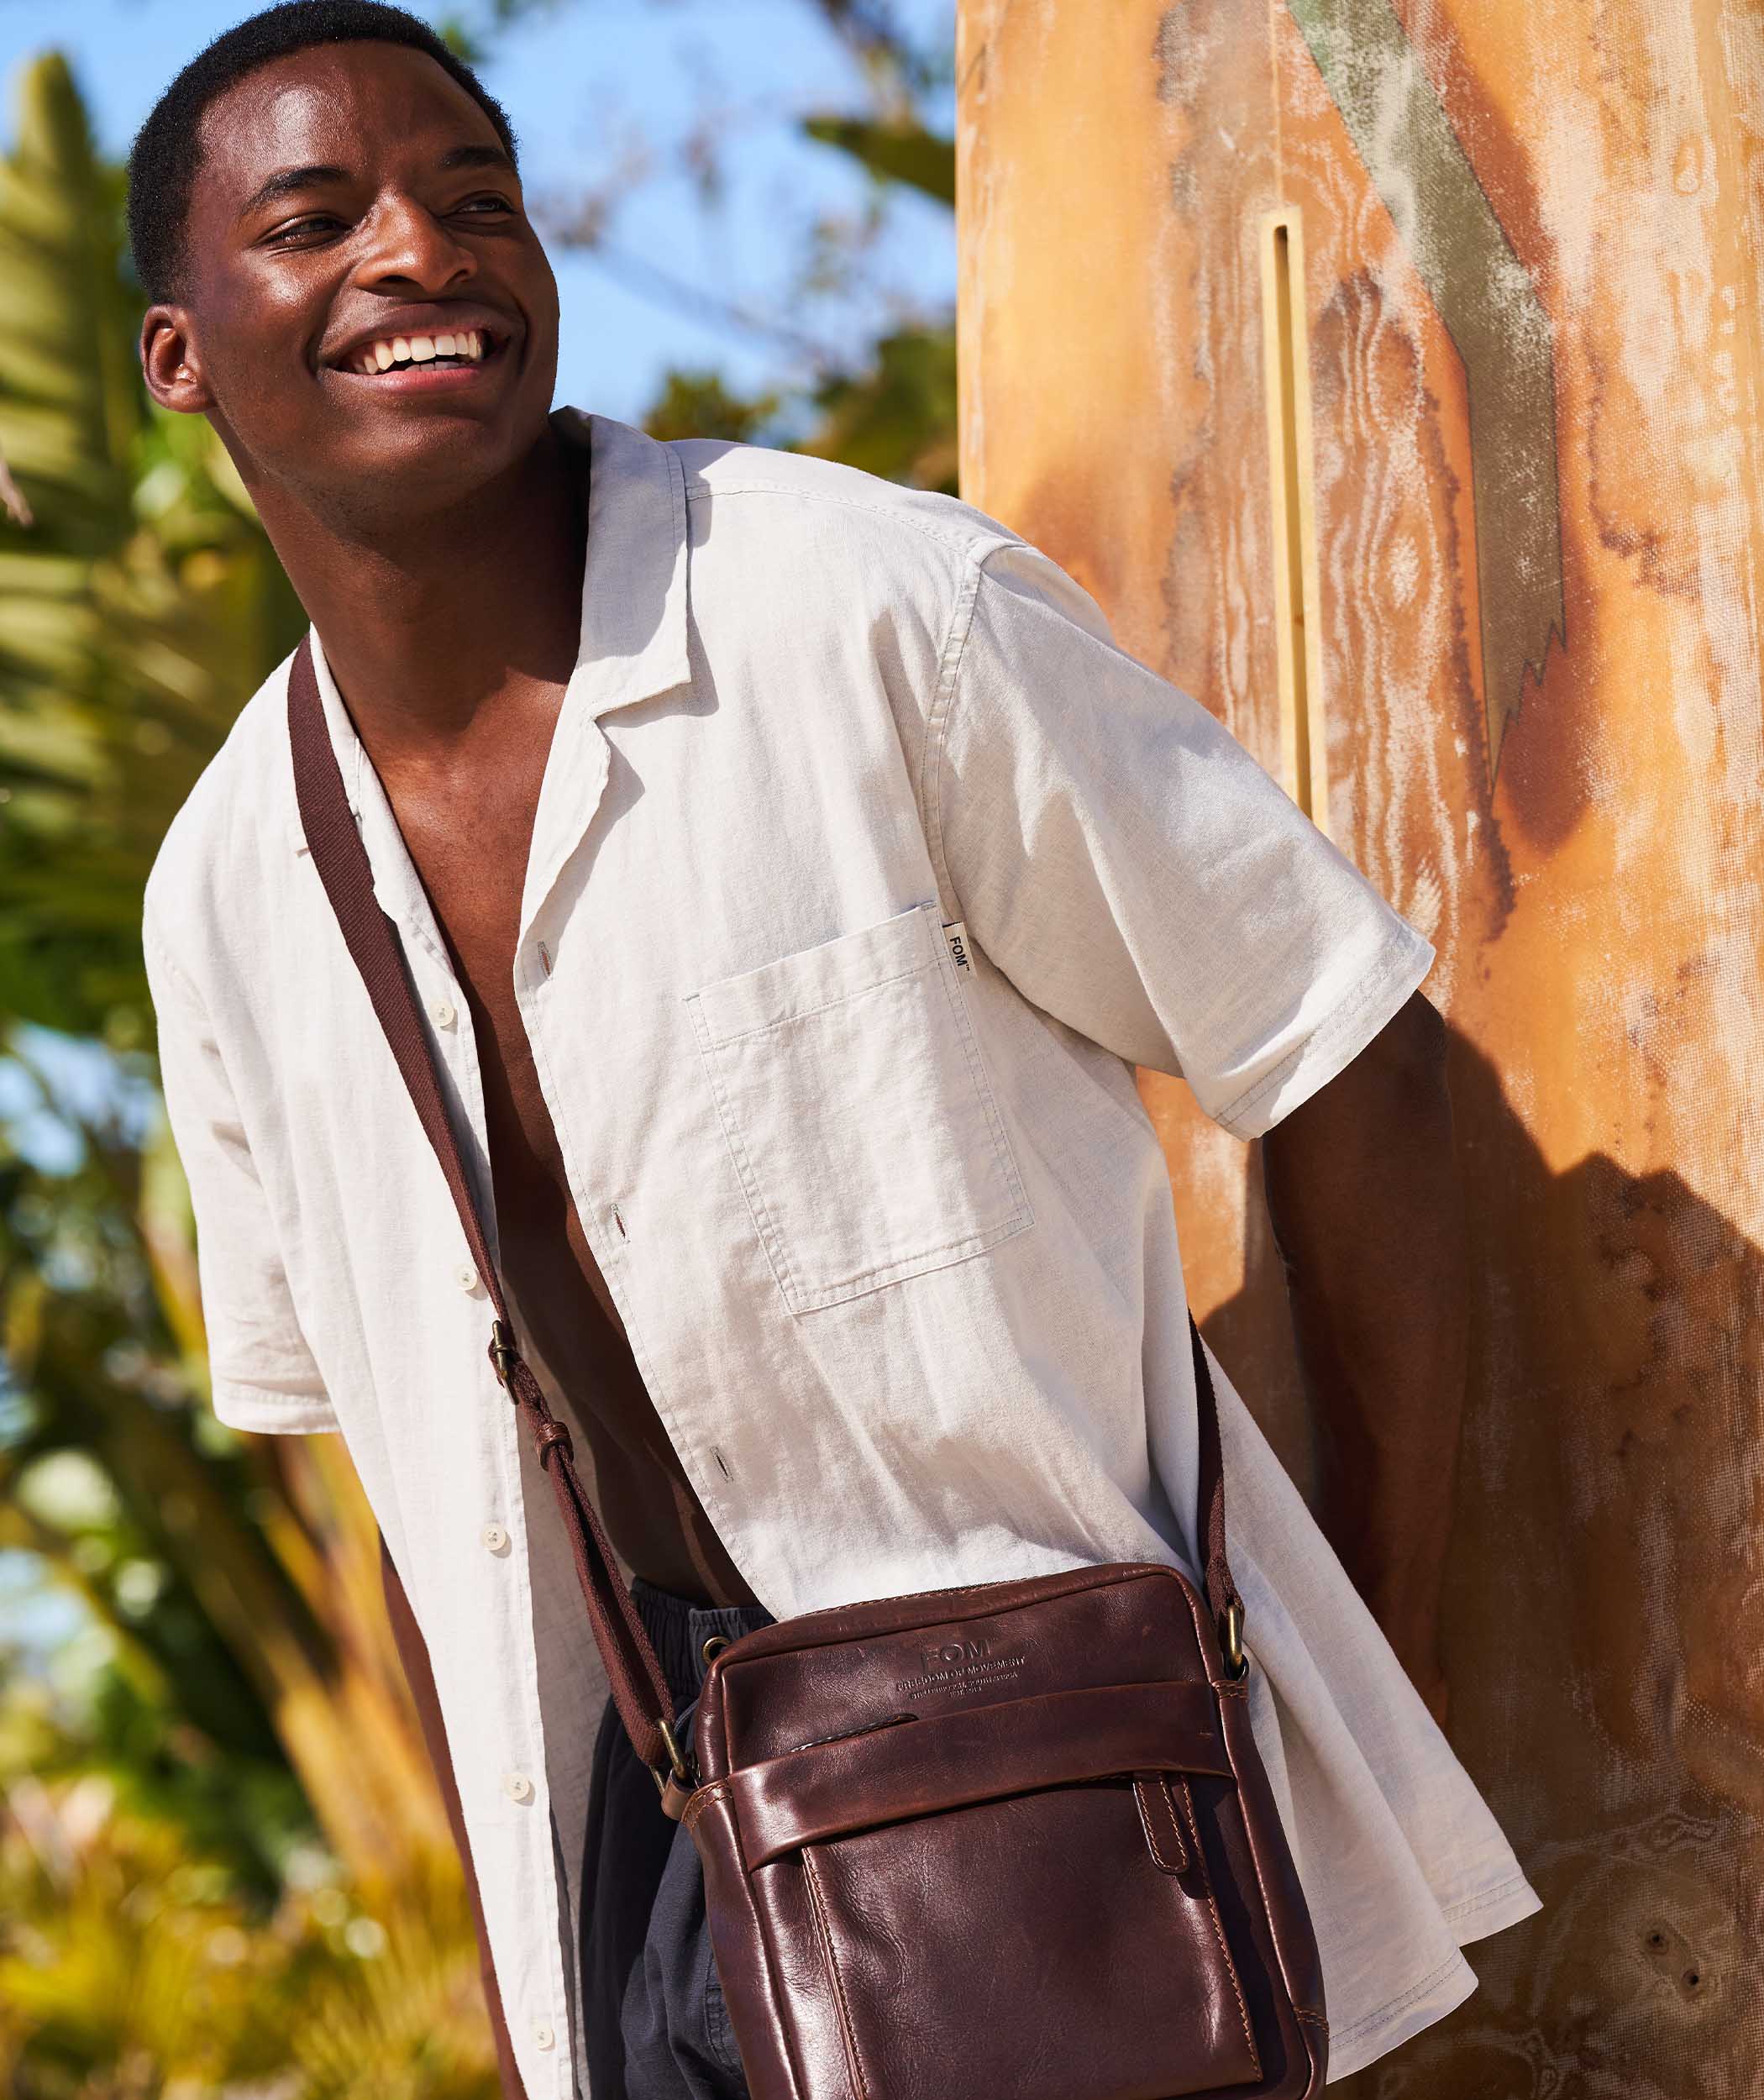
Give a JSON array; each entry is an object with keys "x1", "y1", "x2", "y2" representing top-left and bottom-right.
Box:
[{"x1": 894, "y1": 1629, "x2": 1028, "y2": 1700}]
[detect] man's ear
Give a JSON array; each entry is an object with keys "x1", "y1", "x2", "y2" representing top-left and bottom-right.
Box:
[{"x1": 141, "y1": 306, "x2": 213, "y2": 414}]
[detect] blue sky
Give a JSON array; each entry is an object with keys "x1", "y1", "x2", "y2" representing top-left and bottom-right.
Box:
[{"x1": 0, "y1": 0, "x2": 958, "y2": 423}]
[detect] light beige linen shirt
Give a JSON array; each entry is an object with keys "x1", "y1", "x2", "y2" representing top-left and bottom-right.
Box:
[{"x1": 143, "y1": 407, "x2": 1539, "y2": 2096}]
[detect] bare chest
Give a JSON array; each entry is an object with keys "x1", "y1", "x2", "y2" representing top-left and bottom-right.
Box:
[{"x1": 380, "y1": 717, "x2": 598, "y2": 1302}]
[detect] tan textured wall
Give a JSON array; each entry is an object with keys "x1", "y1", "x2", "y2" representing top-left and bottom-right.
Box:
[{"x1": 957, "y1": 3, "x2": 1763, "y2": 2092}]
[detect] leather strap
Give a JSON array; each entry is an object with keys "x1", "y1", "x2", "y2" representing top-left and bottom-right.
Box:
[
  {"x1": 726, "y1": 1678, "x2": 1232, "y2": 1868},
  {"x1": 287, "y1": 637, "x2": 680, "y2": 1777},
  {"x1": 285, "y1": 633, "x2": 1247, "y2": 1782}
]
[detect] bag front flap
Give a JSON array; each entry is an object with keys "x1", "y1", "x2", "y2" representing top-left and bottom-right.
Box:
[{"x1": 696, "y1": 1560, "x2": 1219, "y2": 1778}]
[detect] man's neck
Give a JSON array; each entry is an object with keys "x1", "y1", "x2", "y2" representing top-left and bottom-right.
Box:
[{"x1": 255, "y1": 420, "x2": 589, "y2": 764}]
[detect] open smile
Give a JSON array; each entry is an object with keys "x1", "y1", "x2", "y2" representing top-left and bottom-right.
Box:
[{"x1": 327, "y1": 326, "x2": 513, "y2": 388}]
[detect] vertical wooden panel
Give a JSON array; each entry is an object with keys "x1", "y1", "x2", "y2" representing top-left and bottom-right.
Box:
[{"x1": 956, "y1": 2, "x2": 1764, "y2": 2092}]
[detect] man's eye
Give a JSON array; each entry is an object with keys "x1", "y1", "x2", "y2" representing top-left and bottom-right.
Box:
[
  {"x1": 267, "y1": 214, "x2": 344, "y2": 243},
  {"x1": 455, "y1": 194, "x2": 515, "y2": 216}
]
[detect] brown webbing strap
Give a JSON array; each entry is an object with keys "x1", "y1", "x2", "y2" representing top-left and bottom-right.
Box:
[
  {"x1": 1189, "y1": 1312, "x2": 1245, "y2": 1669},
  {"x1": 287, "y1": 633, "x2": 1250, "y2": 1763},
  {"x1": 286, "y1": 636, "x2": 683, "y2": 1778}
]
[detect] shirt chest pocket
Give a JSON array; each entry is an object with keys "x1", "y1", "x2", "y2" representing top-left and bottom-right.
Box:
[{"x1": 685, "y1": 900, "x2": 1034, "y2": 1315}]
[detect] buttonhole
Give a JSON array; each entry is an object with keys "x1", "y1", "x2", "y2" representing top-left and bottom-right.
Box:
[
  {"x1": 612, "y1": 1207, "x2": 627, "y2": 1239},
  {"x1": 712, "y1": 1447, "x2": 732, "y2": 1481}
]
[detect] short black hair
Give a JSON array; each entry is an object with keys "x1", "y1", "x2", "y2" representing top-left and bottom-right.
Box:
[{"x1": 125, "y1": 0, "x2": 519, "y2": 304}]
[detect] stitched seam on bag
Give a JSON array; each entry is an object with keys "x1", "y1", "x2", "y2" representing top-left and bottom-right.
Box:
[
  {"x1": 1218, "y1": 1702, "x2": 1318, "y2": 2051},
  {"x1": 1294, "y1": 2009, "x2": 1329, "y2": 2026},
  {"x1": 681, "y1": 1779, "x2": 732, "y2": 1834},
  {"x1": 722, "y1": 1788, "x2": 814, "y2": 2100},
  {"x1": 754, "y1": 1560, "x2": 1171, "y2": 1638},
  {"x1": 752, "y1": 1562, "x2": 1176, "y2": 1638},
  {"x1": 801, "y1": 1847, "x2": 870, "y2": 2100},
  {"x1": 1157, "y1": 1775, "x2": 1190, "y2": 1874},
  {"x1": 1132, "y1": 1775, "x2": 1186, "y2": 1874},
  {"x1": 1174, "y1": 1774, "x2": 1261, "y2": 2079},
  {"x1": 1135, "y1": 1777, "x2": 1173, "y2": 1872}
]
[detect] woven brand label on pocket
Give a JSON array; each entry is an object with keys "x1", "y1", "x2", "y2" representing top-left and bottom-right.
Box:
[{"x1": 942, "y1": 919, "x2": 974, "y2": 973}]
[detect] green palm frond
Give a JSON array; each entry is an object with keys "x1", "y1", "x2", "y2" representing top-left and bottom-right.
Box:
[{"x1": 0, "y1": 52, "x2": 305, "y2": 1043}]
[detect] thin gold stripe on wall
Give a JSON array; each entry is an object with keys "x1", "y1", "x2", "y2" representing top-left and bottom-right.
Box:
[{"x1": 1259, "y1": 207, "x2": 1330, "y2": 836}]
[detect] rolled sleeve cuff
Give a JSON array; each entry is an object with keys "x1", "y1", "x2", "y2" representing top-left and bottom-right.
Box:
[
  {"x1": 1213, "y1": 924, "x2": 1437, "y2": 1141},
  {"x1": 210, "y1": 1377, "x2": 342, "y2": 1436}
]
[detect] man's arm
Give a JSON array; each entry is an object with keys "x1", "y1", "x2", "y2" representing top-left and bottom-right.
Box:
[
  {"x1": 1257, "y1": 989, "x2": 1466, "y2": 1724},
  {"x1": 379, "y1": 1533, "x2": 527, "y2": 2100}
]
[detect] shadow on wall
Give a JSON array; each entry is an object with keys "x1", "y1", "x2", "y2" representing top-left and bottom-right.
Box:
[{"x1": 1198, "y1": 1020, "x2": 1754, "y2": 2098}]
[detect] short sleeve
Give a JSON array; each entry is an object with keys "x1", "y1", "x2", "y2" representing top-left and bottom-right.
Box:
[
  {"x1": 143, "y1": 911, "x2": 340, "y2": 1435},
  {"x1": 936, "y1": 538, "x2": 1436, "y2": 1139}
]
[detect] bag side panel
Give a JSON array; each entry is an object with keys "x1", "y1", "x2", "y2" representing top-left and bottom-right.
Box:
[
  {"x1": 1194, "y1": 1686, "x2": 1328, "y2": 2097},
  {"x1": 689, "y1": 1785, "x2": 864, "y2": 2100}
]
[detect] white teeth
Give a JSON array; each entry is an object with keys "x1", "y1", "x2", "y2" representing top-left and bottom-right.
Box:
[{"x1": 346, "y1": 329, "x2": 490, "y2": 373}]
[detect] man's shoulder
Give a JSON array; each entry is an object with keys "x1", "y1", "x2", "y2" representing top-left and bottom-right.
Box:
[
  {"x1": 143, "y1": 646, "x2": 300, "y2": 948},
  {"x1": 669, "y1": 434, "x2": 1021, "y2": 566}
]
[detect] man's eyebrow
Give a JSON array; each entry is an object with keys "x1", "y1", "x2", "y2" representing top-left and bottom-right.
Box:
[
  {"x1": 235, "y1": 145, "x2": 516, "y2": 223},
  {"x1": 237, "y1": 162, "x2": 350, "y2": 222},
  {"x1": 438, "y1": 144, "x2": 517, "y2": 177}
]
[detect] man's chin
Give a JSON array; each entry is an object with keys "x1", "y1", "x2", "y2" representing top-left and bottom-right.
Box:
[{"x1": 296, "y1": 401, "x2": 541, "y2": 523}]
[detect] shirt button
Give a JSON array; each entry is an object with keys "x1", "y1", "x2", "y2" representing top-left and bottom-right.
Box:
[
  {"x1": 533, "y1": 2024, "x2": 556, "y2": 2051},
  {"x1": 454, "y1": 1262, "x2": 480, "y2": 1294},
  {"x1": 481, "y1": 1523, "x2": 511, "y2": 1556},
  {"x1": 503, "y1": 1771, "x2": 534, "y2": 1804},
  {"x1": 430, "y1": 997, "x2": 457, "y2": 1030}
]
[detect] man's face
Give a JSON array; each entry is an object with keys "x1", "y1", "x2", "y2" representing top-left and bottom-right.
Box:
[{"x1": 144, "y1": 41, "x2": 559, "y2": 516}]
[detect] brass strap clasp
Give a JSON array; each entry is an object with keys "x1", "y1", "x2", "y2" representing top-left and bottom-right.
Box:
[
  {"x1": 651, "y1": 1716, "x2": 698, "y2": 1819},
  {"x1": 1221, "y1": 1596, "x2": 1249, "y2": 1680}
]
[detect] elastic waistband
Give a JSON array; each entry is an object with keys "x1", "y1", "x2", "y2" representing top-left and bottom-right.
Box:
[{"x1": 630, "y1": 1576, "x2": 775, "y2": 1714}]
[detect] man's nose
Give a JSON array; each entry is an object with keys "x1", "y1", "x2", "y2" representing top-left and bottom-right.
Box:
[{"x1": 357, "y1": 193, "x2": 475, "y2": 291}]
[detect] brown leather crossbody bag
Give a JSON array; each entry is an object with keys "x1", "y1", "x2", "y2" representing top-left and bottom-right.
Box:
[{"x1": 290, "y1": 635, "x2": 1327, "y2": 2098}]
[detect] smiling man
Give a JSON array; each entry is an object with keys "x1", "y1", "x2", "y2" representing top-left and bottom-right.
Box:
[{"x1": 131, "y1": 5, "x2": 1538, "y2": 2097}]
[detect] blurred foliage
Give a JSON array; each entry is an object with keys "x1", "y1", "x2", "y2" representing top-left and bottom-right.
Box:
[
  {"x1": 801, "y1": 114, "x2": 954, "y2": 204},
  {"x1": 0, "y1": 1771, "x2": 497, "y2": 2100},
  {"x1": 800, "y1": 323, "x2": 957, "y2": 491},
  {"x1": 0, "y1": 4, "x2": 958, "y2": 2091},
  {"x1": 0, "y1": 53, "x2": 307, "y2": 1045},
  {"x1": 640, "y1": 369, "x2": 789, "y2": 448}
]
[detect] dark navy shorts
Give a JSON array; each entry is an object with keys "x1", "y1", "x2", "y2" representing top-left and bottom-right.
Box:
[{"x1": 579, "y1": 1578, "x2": 775, "y2": 2100}]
